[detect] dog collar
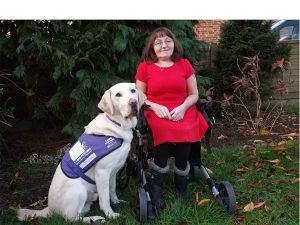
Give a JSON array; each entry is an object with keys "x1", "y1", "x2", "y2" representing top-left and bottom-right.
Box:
[{"x1": 106, "y1": 114, "x2": 121, "y2": 127}]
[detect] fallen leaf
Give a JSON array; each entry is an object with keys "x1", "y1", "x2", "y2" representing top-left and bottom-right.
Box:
[
  {"x1": 245, "y1": 181, "x2": 256, "y2": 188},
  {"x1": 290, "y1": 178, "x2": 299, "y2": 183},
  {"x1": 253, "y1": 139, "x2": 266, "y2": 144},
  {"x1": 272, "y1": 146, "x2": 286, "y2": 151},
  {"x1": 265, "y1": 159, "x2": 281, "y2": 164},
  {"x1": 254, "y1": 160, "x2": 266, "y2": 172},
  {"x1": 268, "y1": 141, "x2": 276, "y2": 147},
  {"x1": 273, "y1": 165, "x2": 285, "y2": 170},
  {"x1": 277, "y1": 151, "x2": 286, "y2": 156},
  {"x1": 234, "y1": 214, "x2": 246, "y2": 221},
  {"x1": 218, "y1": 134, "x2": 228, "y2": 140},
  {"x1": 198, "y1": 199, "x2": 211, "y2": 205},
  {"x1": 255, "y1": 160, "x2": 265, "y2": 166},
  {"x1": 195, "y1": 192, "x2": 199, "y2": 202},
  {"x1": 243, "y1": 202, "x2": 254, "y2": 212},
  {"x1": 287, "y1": 133, "x2": 300, "y2": 137},
  {"x1": 276, "y1": 180, "x2": 287, "y2": 184},
  {"x1": 285, "y1": 167, "x2": 297, "y2": 173},
  {"x1": 285, "y1": 155, "x2": 292, "y2": 161},
  {"x1": 236, "y1": 166, "x2": 249, "y2": 173},
  {"x1": 278, "y1": 140, "x2": 288, "y2": 145},
  {"x1": 29, "y1": 197, "x2": 47, "y2": 207},
  {"x1": 264, "y1": 205, "x2": 271, "y2": 212},
  {"x1": 29, "y1": 201, "x2": 41, "y2": 207},
  {"x1": 254, "y1": 201, "x2": 265, "y2": 209},
  {"x1": 216, "y1": 160, "x2": 225, "y2": 165},
  {"x1": 259, "y1": 130, "x2": 270, "y2": 135},
  {"x1": 255, "y1": 168, "x2": 267, "y2": 172},
  {"x1": 287, "y1": 194, "x2": 299, "y2": 200},
  {"x1": 243, "y1": 145, "x2": 253, "y2": 150},
  {"x1": 206, "y1": 167, "x2": 213, "y2": 174}
]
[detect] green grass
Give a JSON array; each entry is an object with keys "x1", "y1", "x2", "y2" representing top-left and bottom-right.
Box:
[
  {"x1": 2, "y1": 140, "x2": 299, "y2": 225},
  {"x1": 284, "y1": 103, "x2": 299, "y2": 115}
]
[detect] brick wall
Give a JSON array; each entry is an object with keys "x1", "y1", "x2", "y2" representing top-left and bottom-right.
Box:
[
  {"x1": 194, "y1": 20, "x2": 225, "y2": 43},
  {"x1": 193, "y1": 20, "x2": 225, "y2": 70}
]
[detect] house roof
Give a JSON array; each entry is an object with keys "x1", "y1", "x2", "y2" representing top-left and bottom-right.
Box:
[
  {"x1": 271, "y1": 20, "x2": 287, "y2": 30},
  {"x1": 271, "y1": 20, "x2": 299, "y2": 40}
]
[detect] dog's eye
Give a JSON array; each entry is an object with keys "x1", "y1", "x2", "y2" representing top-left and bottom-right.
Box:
[
  {"x1": 115, "y1": 93, "x2": 122, "y2": 97},
  {"x1": 131, "y1": 89, "x2": 136, "y2": 93}
]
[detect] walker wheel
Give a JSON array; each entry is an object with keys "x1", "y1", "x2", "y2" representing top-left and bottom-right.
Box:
[
  {"x1": 217, "y1": 181, "x2": 237, "y2": 213},
  {"x1": 136, "y1": 188, "x2": 148, "y2": 222}
]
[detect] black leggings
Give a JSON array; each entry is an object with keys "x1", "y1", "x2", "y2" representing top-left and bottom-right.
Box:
[{"x1": 153, "y1": 142, "x2": 191, "y2": 171}]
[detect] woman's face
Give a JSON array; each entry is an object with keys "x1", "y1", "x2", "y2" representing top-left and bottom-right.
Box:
[{"x1": 153, "y1": 35, "x2": 174, "y2": 61}]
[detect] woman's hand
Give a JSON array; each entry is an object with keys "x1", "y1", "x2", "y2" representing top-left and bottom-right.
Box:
[
  {"x1": 170, "y1": 74, "x2": 199, "y2": 122},
  {"x1": 170, "y1": 105, "x2": 187, "y2": 122},
  {"x1": 151, "y1": 102, "x2": 172, "y2": 120}
]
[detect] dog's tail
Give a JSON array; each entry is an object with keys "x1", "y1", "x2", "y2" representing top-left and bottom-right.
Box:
[{"x1": 17, "y1": 207, "x2": 50, "y2": 221}]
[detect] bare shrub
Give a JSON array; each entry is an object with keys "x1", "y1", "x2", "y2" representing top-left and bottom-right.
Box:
[{"x1": 221, "y1": 54, "x2": 290, "y2": 132}]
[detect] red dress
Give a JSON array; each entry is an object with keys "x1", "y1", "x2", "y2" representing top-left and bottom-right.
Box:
[{"x1": 136, "y1": 59, "x2": 208, "y2": 146}]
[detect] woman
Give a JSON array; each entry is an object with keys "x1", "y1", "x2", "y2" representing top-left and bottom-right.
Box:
[{"x1": 135, "y1": 27, "x2": 208, "y2": 208}]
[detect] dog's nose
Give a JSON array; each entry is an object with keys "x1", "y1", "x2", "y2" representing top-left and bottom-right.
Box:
[
  {"x1": 129, "y1": 98, "x2": 138, "y2": 113},
  {"x1": 129, "y1": 98, "x2": 137, "y2": 106}
]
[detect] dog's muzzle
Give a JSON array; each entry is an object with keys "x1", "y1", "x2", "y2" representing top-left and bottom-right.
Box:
[
  {"x1": 126, "y1": 99, "x2": 138, "y2": 118},
  {"x1": 130, "y1": 100, "x2": 138, "y2": 115}
]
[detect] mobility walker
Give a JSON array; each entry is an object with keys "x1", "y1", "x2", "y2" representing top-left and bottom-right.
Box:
[{"x1": 117, "y1": 102, "x2": 236, "y2": 223}]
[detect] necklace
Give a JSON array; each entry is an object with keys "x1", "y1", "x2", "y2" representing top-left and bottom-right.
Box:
[{"x1": 156, "y1": 61, "x2": 173, "y2": 72}]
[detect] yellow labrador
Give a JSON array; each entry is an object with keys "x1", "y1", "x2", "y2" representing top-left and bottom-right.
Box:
[{"x1": 17, "y1": 83, "x2": 146, "y2": 223}]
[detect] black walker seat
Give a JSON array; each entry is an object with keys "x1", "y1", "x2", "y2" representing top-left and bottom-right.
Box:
[{"x1": 117, "y1": 102, "x2": 237, "y2": 223}]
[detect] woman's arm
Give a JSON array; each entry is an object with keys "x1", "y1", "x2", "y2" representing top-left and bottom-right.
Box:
[
  {"x1": 136, "y1": 80, "x2": 171, "y2": 119},
  {"x1": 170, "y1": 74, "x2": 199, "y2": 121}
]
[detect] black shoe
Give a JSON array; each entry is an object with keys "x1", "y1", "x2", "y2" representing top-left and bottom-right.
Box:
[
  {"x1": 150, "y1": 170, "x2": 165, "y2": 209},
  {"x1": 150, "y1": 183, "x2": 165, "y2": 209},
  {"x1": 174, "y1": 174, "x2": 188, "y2": 201}
]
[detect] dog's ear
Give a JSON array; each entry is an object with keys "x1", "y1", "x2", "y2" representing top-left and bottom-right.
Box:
[
  {"x1": 98, "y1": 90, "x2": 114, "y2": 115},
  {"x1": 137, "y1": 90, "x2": 147, "y2": 108}
]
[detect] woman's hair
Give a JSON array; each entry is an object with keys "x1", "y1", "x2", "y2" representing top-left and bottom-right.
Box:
[{"x1": 141, "y1": 27, "x2": 183, "y2": 63}]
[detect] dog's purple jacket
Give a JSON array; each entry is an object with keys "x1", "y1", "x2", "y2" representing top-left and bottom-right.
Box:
[{"x1": 61, "y1": 133, "x2": 123, "y2": 184}]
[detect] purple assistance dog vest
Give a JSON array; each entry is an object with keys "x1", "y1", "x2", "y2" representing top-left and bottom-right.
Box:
[{"x1": 61, "y1": 133, "x2": 123, "y2": 184}]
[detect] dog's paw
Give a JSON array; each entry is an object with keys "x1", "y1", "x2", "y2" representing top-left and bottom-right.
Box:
[
  {"x1": 107, "y1": 211, "x2": 120, "y2": 219},
  {"x1": 83, "y1": 216, "x2": 105, "y2": 224},
  {"x1": 111, "y1": 197, "x2": 125, "y2": 204}
]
